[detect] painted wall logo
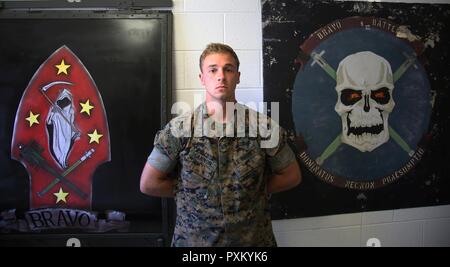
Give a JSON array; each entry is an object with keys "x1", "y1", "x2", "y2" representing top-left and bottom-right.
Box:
[
  {"x1": 0, "y1": 46, "x2": 130, "y2": 233},
  {"x1": 11, "y1": 46, "x2": 110, "y2": 209},
  {"x1": 293, "y1": 17, "x2": 432, "y2": 190}
]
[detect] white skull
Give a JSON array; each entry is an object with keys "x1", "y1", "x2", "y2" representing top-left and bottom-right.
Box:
[{"x1": 335, "y1": 51, "x2": 395, "y2": 152}]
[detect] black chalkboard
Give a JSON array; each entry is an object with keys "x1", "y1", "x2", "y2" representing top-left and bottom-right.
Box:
[{"x1": 0, "y1": 10, "x2": 172, "y2": 242}]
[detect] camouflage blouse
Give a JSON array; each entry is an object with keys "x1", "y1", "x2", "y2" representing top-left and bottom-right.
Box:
[{"x1": 148, "y1": 102, "x2": 296, "y2": 246}]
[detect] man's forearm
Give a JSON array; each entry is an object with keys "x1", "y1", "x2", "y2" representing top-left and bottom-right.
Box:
[
  {"x1": 267, "y1": 173, "x2": 295, "y2": 194},
  {"x1": 145, "y1": 178, "x2": 175, "y2": 198}
]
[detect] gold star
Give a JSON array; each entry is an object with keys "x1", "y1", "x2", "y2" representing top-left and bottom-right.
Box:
[
  {"x1": 55, "y1": 59, "x2": 71, "y2": 75},
  {"x1": 53, "y1": 187, "x2": 69, "y2": 203},
  {"x1": 88, "y1": 129, "x2": 103, "y2": 144},
  {"x1": 80, "y1": 99, "x2": 94, "y2": 116},
  {"x1": 25, "y1": 111, "x2": 40, "y2": 127}
]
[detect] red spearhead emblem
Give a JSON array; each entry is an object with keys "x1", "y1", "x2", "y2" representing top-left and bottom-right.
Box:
[{"x1": 11, "y1": 46, "x2": 111, "y2": 210}]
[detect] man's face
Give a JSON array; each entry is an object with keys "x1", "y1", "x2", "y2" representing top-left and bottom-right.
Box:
[{"x1": 200, "y1": 52, "x2": 240, "y2": 103}]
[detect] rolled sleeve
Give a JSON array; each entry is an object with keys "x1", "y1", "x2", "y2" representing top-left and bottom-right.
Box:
[
  {"x1": 147, "y1": 147, "x2": 177, "y2": 173},
  {"x1": 264, "y1": 123, "x2": 296, "y2": 173},
  {"x1": 147, "y1": 113, "x2": 190, "y2": 173},
  {"x1": 268, "y1": 143, "x2": 296, "y2": 173}
]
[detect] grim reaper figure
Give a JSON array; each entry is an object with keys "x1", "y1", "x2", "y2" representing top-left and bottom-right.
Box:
[
  {"x1": 334, "y1": 51, "x2": 395, "y2": 152},
  {"x1": 46, "y1": 88, "x2": 79, "y2": 169}
]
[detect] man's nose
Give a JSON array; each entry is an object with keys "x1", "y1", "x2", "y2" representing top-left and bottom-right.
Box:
[{"x1": 217, "y1": 69, "x2": 225, "y2": 81}]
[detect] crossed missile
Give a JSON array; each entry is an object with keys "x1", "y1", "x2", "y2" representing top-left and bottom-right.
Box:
[
  {"x1": 19, "y1": 141, "x2": 95, "y2": 199},
  {"x1": 308, "y1": 50, "x2": 418, "y2": 165},
  {"x1": 39, "y1": 148, "x2": 95, "y2": 197}
]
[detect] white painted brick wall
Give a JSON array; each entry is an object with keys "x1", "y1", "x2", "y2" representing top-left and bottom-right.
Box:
[
  {"x1": 362, "y1": 221, "x2": 423, "y2": 247},
  {"x1": 172, "y1": 0, "x2": 262, "y2": 110},
  {"x1": 170, "y1": 0, "x2": 450, "y2": 247}
]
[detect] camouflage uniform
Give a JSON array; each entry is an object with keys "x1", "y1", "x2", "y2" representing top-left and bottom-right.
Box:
[{"x1": 147, "y1": 102, "x2": 296, "y2": 246}]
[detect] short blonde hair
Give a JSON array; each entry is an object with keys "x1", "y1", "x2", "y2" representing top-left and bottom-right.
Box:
[{"x1": 199, "y1": 43, "x2": 240, "y2": 72}]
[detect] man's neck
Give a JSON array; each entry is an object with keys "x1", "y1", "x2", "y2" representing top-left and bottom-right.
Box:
[{"x1": 205, "y1": 99, "x2": 236, "y2": 123}]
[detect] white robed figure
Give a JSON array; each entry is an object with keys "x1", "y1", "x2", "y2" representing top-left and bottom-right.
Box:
[{"x1": 46, "y1": 88, "x2": 79, "y2": 169}]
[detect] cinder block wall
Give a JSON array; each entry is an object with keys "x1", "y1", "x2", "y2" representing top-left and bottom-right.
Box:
[
  {"x1": 171, "y1": 0, "x2": 450, "y2": 247},
  {"x1": 172, "y1": 0, "x2": 263, "y2": 109}
]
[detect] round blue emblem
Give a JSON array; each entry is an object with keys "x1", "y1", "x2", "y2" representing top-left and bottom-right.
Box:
[{"x1": 292, "y1": 17, "x2": 432, "y2": 189}]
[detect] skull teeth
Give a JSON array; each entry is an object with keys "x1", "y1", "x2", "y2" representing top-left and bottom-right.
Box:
[{"x1": 346, "y1": 114, "x2": 384, "y2": 136}]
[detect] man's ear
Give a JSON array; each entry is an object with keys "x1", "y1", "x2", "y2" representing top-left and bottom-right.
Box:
[
  {"x1": 199, "y1": 73, "x2": 205, "y2": 86},
  {"x1": 237, "y1": 71, "x2": 241, "y2": 84}
]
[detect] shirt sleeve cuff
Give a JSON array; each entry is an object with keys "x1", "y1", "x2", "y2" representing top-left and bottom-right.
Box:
[
  {"x1": 269, "y1": 144, "x2": 296, "y2": 173},
  {"x1": 147, "y1": 148, "x2": 177, "y2": 173}
]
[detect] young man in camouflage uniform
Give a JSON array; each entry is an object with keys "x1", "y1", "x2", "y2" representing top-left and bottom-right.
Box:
[{"x1": 140, "y1": 43, "x2": 301, "y2": 246}]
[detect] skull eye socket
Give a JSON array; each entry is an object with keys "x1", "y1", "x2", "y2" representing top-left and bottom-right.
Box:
[
  {"x1": 341, "y1": 89, "x2": 362, "y2": 106},
  {"x1": 371, "y1": 87, "x2": 390, "y2": 104}
]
